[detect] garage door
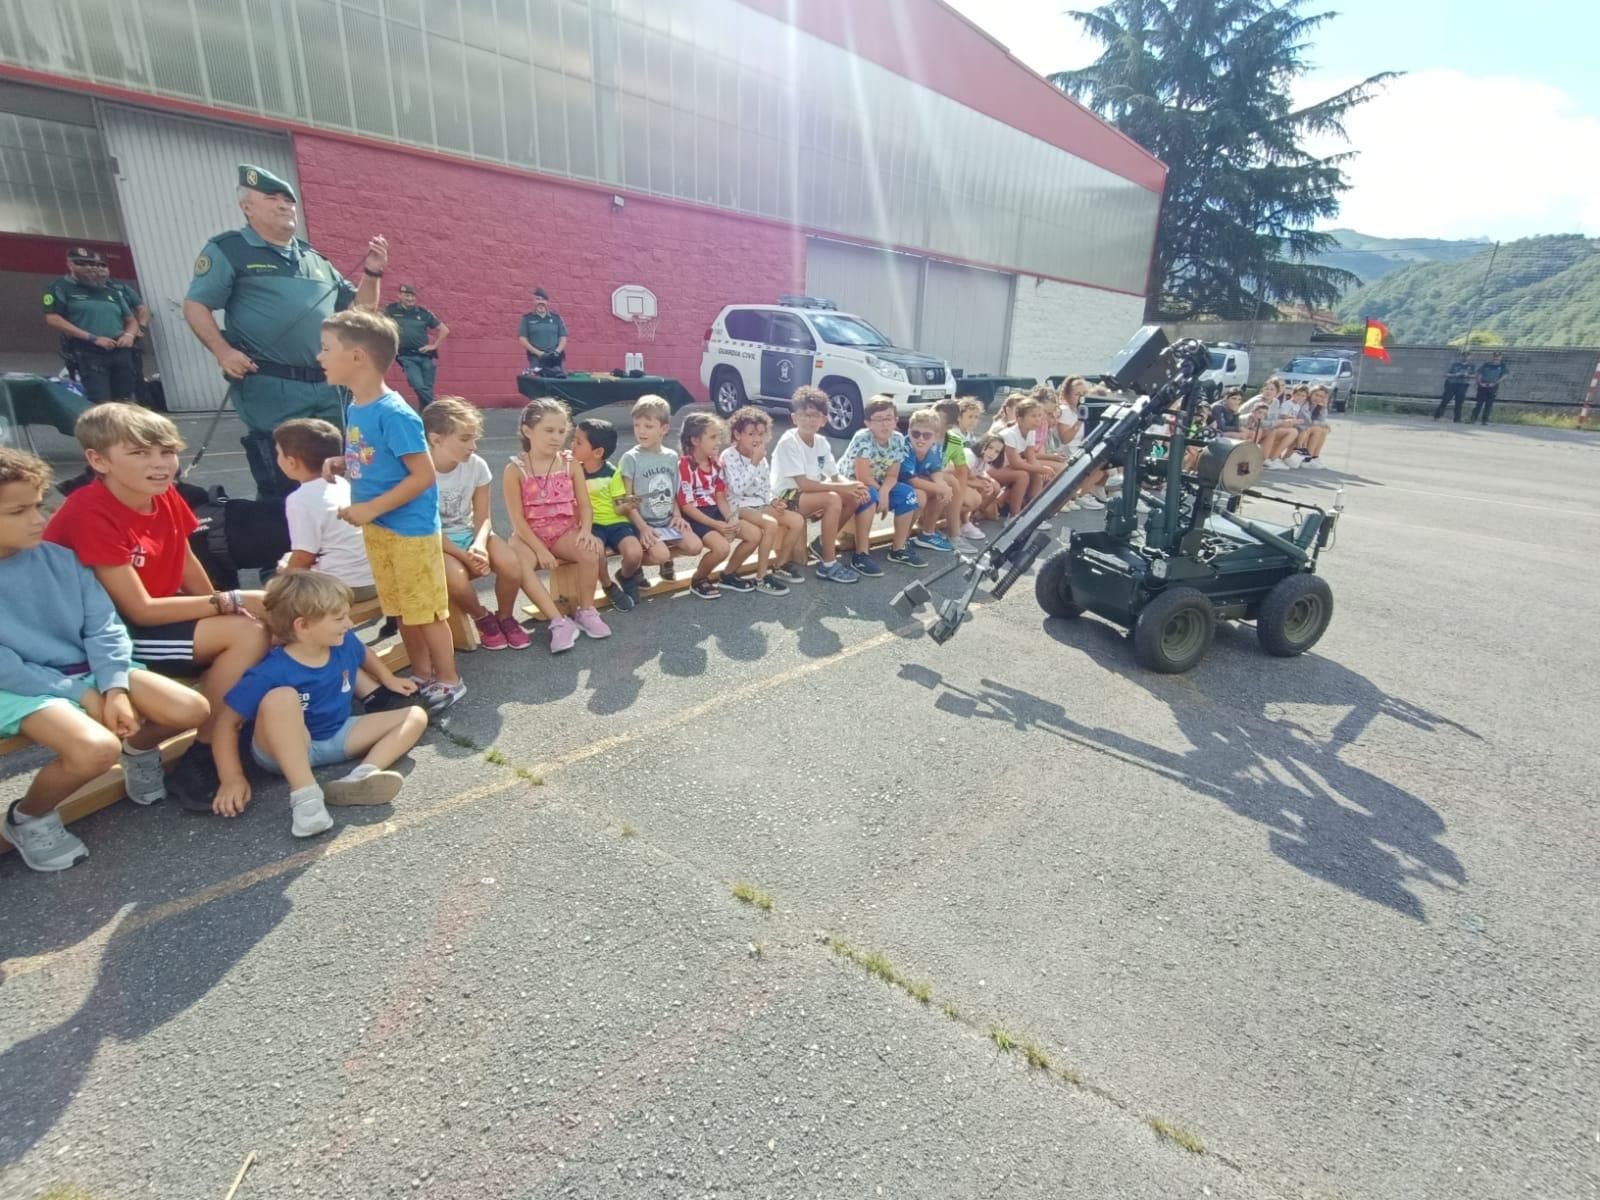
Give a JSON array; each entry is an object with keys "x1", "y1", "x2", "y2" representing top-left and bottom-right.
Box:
[
  {"x1": 96, "y1": 103, "x2": 299, "y2": 412},
  {"x1": 804, "y1": 236, "x2": 1014, "y2": 375}
]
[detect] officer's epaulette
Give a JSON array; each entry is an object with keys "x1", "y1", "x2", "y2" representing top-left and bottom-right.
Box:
[{"x1": 211, "y1": 229, "x2": 247, "y2": 248}]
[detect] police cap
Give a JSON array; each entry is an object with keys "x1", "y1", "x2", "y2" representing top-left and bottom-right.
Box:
[{"x1": 238, "y1": 164, "x2": 297, "y2": 202}]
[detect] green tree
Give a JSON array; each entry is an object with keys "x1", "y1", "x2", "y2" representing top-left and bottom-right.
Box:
[
  {"x1": 1452, "y1": 330, "x2": 1504, "y2": 347},
  {"x1": 1050, "y1": 0, "x2": 1397, "y2": 321}
]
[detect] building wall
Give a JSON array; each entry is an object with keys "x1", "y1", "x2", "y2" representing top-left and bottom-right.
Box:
[
  {"x1": 295, "y1": 133, "x2": 805, "y2": 408},
  {"x1": 1006, "y1": 276, "x2": 1147, "y2": 381}
]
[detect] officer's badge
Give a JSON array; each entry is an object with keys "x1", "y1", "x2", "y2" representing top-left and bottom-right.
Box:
[
  {"x1": 42, "y1": 292, "x2": 54, "y2": 307},
  {"x1": 245, "y1": 169, "x2": 259, "y2": 186},
  {"x1": 194, "y1": 254, "x2": 211, "y2": 276}
]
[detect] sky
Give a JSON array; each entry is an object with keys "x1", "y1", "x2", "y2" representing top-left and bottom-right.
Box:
[{"x1": 943, "y1": 0, "x2": 1598, "y2": 243}]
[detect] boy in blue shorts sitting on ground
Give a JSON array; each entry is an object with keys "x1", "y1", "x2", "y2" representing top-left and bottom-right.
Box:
[
  {"x1": 0, "y1": 448, "x2": 211, "y2": 871},
  {"x1": 572, "y1": 418, "x2": 643, "y2": 611},
  {"x1": 212, "y1": 572, "x2": 428, "y2": 838},
  {"x1": 837, "y1": 395, "x2": 924, "y2": 573}
]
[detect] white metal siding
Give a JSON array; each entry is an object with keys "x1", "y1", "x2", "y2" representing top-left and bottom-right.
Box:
[
  {"x1": 921, "y1": 260, "x2": 1014, "y2": 375},
  {"x1": 804, "y1": 237, "x2": 922, "y2": 350},
  {"x1": 95, "y1": 103, "x2": 298, "y2": 412}
]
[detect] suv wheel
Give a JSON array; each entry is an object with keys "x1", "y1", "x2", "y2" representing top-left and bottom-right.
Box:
[
  {"x1": 711, "y1": 368, "x2": 747, "y2": 417},
  {"x1": 823, "y1": 380, "x2": 863, "y2": 435}
]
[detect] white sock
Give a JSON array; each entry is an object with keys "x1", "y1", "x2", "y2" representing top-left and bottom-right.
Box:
[
  {"x1": 121, "y1": 742, "x2": 158, "y2": 758},
  {"x1": 341, "y1": 763, "x2": 380, "y2": 782},
  {"x1": 290, "y1": 784, "x2": 325, "y2": 807},
  {"x1": 10, "y1": 806, "x2": 42, "y2": 825}
]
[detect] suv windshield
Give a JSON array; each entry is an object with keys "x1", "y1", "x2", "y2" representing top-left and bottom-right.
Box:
[
  {"x1": 809, "y1": 313, "x2": 892, "y2": 348},
  {"x1": 1286, "y1": 358, "x2": 1338, "y2": 375}
]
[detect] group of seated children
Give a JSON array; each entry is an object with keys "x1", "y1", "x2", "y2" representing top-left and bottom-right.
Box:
[
  {"x1": 1229, "y1": 377, "x2": 1332, "y2": 469},
  {"x1": 983, "y1": 378, "x2": 1118, "y2": 514}
]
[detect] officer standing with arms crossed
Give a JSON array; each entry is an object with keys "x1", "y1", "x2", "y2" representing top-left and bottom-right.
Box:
[
  {"x1": 183, "y1": 164, "x2": 389, "y2": 501},
  {"x1": 517, "y1": 286, "x2": 568, "y2": 371},
  {"x1": 41, "y1": 247, "x2": 139, "y2": 402},
  {"x1": 97, "y1": 260, "x2": 153, "y2": 407},
  {"x1": 385, "y1": 284, "x2": 449, "y2": 408}
]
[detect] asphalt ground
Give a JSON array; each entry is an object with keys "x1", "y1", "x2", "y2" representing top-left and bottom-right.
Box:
[{"x1": 1, "y1": 405, "x2": 1596, "y2": 1200}]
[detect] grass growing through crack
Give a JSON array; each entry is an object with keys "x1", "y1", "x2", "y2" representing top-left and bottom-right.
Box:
[
  {"x1": 731, "y1": 881, "x2": 774, "y2": 911},
  {"x1": 1147, "y1": 1116, "x2": 1206, "y2": 1154},
  {"x1": 907, "y1": 979, "x2": 932, "y2": 1005},
  {"x1": 942, "y1": 1000, "x2": 961, "y2": 1021},
  {"x1": 620, "y1": 823, "x2": 637, "y2": 838},
  {"x1": 1023, "y1": 1041, "x2": 1052, "y2": 1070},
  {"x1": 484, "y1": 747, "x2": 508, "y2": 766},
  {"x1": 990, "y1": 1026, "x2": 1016, "y2": 1053}
]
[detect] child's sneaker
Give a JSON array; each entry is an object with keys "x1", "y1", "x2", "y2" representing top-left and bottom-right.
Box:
[
  {"x1": 573, "y1": 607, "x2": 612, "y2": 638},
  {"x1": 290, "y1": 790, "x2": 334, "y2": 838},
  {"x1": 119, "y1": 744, "x2": 166, "y2": 806},
  {"x1": 475, "y1": 613, "x2": 508, "y2": 651},
  {"x1": 719, "y1": 573, "x2": 756, "y2": 593},
  {"x1": 420, "y1": 680, "x2": 468, "y2": 712},
  {"x1": 690, "y1": 578, "x2": 722, "y2": 600},
  {"x1": 619, "y1": 570, "x2": 645, "y2": 601},
  {"x1": 912, "y1": 531, "x2": 954, "y2": 553},
  {"x1": 2, "y1": 802, "x2": 88, "y2": 872},
  {"x1": 960, "y1": 521, "x2": 985, "y2": 541},
  {"x1": 605, "y1": 582, "x2": 637, "y2": 611},
  {"x1": 887, "y1": 545, "x2": 927, "y2": 569},
  {"x1": 364, "y1": 685, "x2": 418, "y2": 713},
  {"x1": 659, "y1": 559, "x2": 677, "y2": 582},
  {"x1": 850, "y1": 552, "x2": 884, "y2": 577},
  {"x1": 756, "y1": 575, "x2": 790, "y2": 596},
  {"x1": 325, "y1": 770, "x2": 404, "y2": 807},
  {"x1": 499, "y1": 616, "x2": 532, "y2": 649},
  {"x1": 774, "y1": 563, "x2": 808, "y2": 585},
  {"x1": 815, "y1": 560, "x2": 859, "y2": 584},
  {"x1": 549, "y1": 616, "x2": 580, "y2": 653}
]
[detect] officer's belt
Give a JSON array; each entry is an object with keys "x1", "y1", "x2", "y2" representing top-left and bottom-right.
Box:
[{"x1": 250, "y1": 361, "x2": 327, "y2": 383}]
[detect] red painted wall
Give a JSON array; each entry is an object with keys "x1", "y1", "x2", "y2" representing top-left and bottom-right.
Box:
[
  {"x1": 0, "y1": 232, "x2": 138, "y2": 279},
  {"x1": 294, "y1": 134, "x2": 806, "y2": 410}
]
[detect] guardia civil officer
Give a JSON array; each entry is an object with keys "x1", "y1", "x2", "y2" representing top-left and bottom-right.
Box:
[
  {"x1": 517, "y1": 286, "x2": 568, "y2": 371},
  {"x1": 182, "y1": 164, "x2": 389, "y2": 501},
  {"x1": 41, "y1": 247, "x2": 139, "y2": 403},
  {"x1": 384, "y1": 284, "x2": 449, "y2": 408},
  {"x1": 95, "y1": 260, "x2": 153, "y2": 406}
]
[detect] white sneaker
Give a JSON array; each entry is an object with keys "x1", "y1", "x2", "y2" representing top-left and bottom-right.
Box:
[
  {"x1": 1076, "y1": 495, "x2": 1106, "y2": 510},
  {"x1": 1301, "y1": 457, "x2": 1323, "y2": 469},
  {"x1": 1265, "y1": 459, "x2": 1286, "y2": 471},
  {"x1": 290, "y1": 793, "x2": 334, "y2": 838},
  {"x1": 120, "y1": 744, "x2": 166, "y2": 806},
  {"x1": 1286, "y1": 457, "x2": 1303, "y2": 469},
  {"x1": 2, "y1": 804, "x2": 88, "y2": 871},
  {"x1": 1091, "y1": 487, "x2": 1110, "y2": 502},
  {"x1": 960, "y1": 522, "x2": 985, "y2": 540}
]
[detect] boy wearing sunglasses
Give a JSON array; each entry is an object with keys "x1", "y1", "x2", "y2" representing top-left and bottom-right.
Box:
[{"x1": 901, "y1": 409, "x2": 955, "y2": 555}]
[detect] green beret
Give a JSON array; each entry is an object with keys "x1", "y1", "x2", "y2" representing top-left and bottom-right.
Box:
[{"x1": 238, "y1": 164, "x2": 297, "y2": 202}]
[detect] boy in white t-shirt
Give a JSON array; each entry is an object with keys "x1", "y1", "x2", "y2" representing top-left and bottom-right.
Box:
[
  {"x1": 274, "y1": 419, "x2": 376, "y2": 599},
  {"x1": 768, "y1": 386, "x2": 869, "y2": 584}
]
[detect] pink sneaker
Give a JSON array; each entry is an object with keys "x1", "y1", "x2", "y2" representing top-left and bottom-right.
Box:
[
  {"x1": 572, "y1": 607, "x2": 612, "y2": 639},
  {"x1": 549, "y1": 616, "x2": 579, "y2": 654},
  {"x1": 475, "y1": 612, "x2": 508, "y2": 651},
  {"x1": 499, "y1": 616, "x2": 532, "y2": 650}
]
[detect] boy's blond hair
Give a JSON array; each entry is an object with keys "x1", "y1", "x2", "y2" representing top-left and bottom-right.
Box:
[
  {"x1": 323, "y1": 308, "x2": 399, "y2": 372},
  {"x1": 0, "y1": 447, "x2": 52, "y2": 494},
  {"x1": 262, "y1": 570, "x2": 354, "y2": 642},
  {"x1": 631, "y1": 394, "x2": 671, "y2": 424},
  {"x1": 789, "y1": 385, "x2": 828, "y2": 418},
  {"x1": 423, "y1": 396, "x2": 484, "y2": 438},
  {"x1": 958, "y1": 398, "x2": 985, "y2": 418},
  {"x1": 907, "y1": 408, "x2": 943, "y2": 433},
  {"x1": 75, "y1": 402, "x2": 184, "y2": 457}
]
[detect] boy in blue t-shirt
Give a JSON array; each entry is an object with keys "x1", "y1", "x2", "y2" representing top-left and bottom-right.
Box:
[
  {"x1": 213, "y1": 572, "x2": 428, "y2": 838},
  {"x1": 319, "y1": 309, "x2": 463, "y2": 711},
  {"x1": 902, "y1": 409, "x2": 954, "y2": 554}
]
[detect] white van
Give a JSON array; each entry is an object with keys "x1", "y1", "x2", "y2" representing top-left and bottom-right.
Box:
[
  {"x1": 701, "y1": 297, "x2": 955, "y2": 435},
  {"x1": 1200, "y1": 342, "x2": 1251, "y2": 397}
]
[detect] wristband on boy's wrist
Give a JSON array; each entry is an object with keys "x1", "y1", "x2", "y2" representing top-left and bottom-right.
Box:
[
  {"x1": 209, "y1": 591, "x2": 224, "y2": 613},
  {"x1": 363, "y1": 267, "x2": 384, "y2": 277}
]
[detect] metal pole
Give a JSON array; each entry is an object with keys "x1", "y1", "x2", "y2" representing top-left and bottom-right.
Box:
[{"x1": 1459, "y1": 241, "x2": 1500, "y2": 348}]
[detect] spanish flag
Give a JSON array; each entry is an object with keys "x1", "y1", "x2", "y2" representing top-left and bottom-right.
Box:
[{"x1": 1363, "y1": 318, "x2": 1391, "y2": 363}]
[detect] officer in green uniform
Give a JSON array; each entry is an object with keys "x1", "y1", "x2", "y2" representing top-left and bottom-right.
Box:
[
  {"x1": 384, "y1": 284, "x2": 449, "y2": 408},
  {"x1": 41, "y1": 247, "x2": 139, "y2": 403},
  {"x1": 183, "y1": 164, "x2": 389, "y2": 501},
  {"x1": 517, "y1": 286, "x2": 568, "y2": 370},
  {"x1": 95, "y1": 262, "x2": 153, "y2": 407}
]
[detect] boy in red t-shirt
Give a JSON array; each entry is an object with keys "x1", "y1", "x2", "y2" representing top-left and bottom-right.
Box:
[{"x1": 45, "y1": 404, "x2": 270, "y2": 813}]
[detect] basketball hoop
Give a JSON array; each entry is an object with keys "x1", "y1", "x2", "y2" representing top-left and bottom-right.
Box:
[{"x1": 630, "y1": 314, "x2": 658, "y2": 342}]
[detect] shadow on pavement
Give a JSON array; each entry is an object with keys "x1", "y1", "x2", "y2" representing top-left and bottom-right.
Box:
[{"x1": 897, "y1": 623, "x2": 1470, "y2": 921}]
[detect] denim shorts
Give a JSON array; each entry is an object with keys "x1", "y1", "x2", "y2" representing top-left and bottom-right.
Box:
[
  {"x1": 250, "y1": 715, "x2": 361, "y2": 776},
  {"x1": 858, "y1": 482, "x2": 919, "y2": 516},
  {"x1": 593, "y1": 522, "x2": 636, "y2": 552}
]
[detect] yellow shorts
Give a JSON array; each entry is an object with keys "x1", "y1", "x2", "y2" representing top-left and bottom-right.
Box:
[{"x1": 362, "y1": 524, "x2": 449, "y2": 626}]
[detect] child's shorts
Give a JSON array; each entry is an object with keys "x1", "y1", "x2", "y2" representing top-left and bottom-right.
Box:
[
  {"x1": 127, "y1": 619, "x2": 204, "y2": 677},
  {"x1": 0, "y1": 666, "x2": 147, "y2": 737},
  {"x1": 362, "y1": 525, "x2": 449, "y2": 626},
  {"x1": 858, "y1": 482, "x2": 918, "y2": 516},
  {"x1": 592, "y1": 522, "x2": 636, "y2": 552},
  {"x1": 250, "y1": 715, "x2": 362, "y2": 775},
  {"x1": 690, "y1": 505, "x2": 727, "y2": 530},
  {"x1": 445, "y1": 528, "x2": 475, "y2": 551}
]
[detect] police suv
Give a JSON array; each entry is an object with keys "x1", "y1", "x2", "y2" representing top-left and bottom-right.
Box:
[{"x1": 701, "y1": 296, "x2": 955, "y2": 435}]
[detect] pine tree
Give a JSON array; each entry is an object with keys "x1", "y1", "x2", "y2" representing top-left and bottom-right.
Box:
[{"x1": 1050, "y1": 0, "x2": 1396, "y2": 320}]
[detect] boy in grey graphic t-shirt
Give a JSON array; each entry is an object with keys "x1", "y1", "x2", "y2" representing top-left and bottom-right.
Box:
[{"x1": 616, "y1": 395, "x2": 704, "y2": 594}]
